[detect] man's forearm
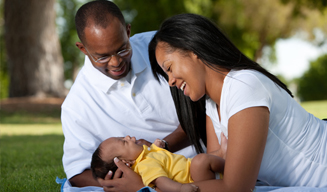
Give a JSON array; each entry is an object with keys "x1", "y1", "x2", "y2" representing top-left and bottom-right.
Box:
[
  {"x1": 69, "y1": 169, "x2": 101, "y2": 187},
  {"x1": 163, "y1": 125, "x2": 190, "y2": 153}
]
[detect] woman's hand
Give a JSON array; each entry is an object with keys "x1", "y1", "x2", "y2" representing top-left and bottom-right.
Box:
[
  {"x1": 207, "y1": 133, "x2": 228, "y2": 159},
  {"x1": 220, "y1": 132, "x2": 228, "y2": 159},
  {"x1": 206, "y1": 115, "x2": 228, "y2": 159},
  {"x1": 97, "y1": 157, "x2": 145, "y2": 192}
]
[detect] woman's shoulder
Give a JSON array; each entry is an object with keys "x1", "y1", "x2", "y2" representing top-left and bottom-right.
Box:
[
  {"x1": 225, "y1": 69, "x2": 269, "y2": 90},
  {"x1": 227, "y1": 69, "x2": 266, "y2": 81}
]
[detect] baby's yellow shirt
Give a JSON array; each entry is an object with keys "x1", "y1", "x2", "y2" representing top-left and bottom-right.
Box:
[{"x1": 132, "y1": 144, "x2": 193, "y2": 187}]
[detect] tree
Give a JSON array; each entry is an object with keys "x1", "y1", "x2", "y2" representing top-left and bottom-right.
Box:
[
  {"x1": 114, "y1": 0, "x2": 187, "y2": 35},
  {"x1": 114, "y1": 0, "x2": 327, "y2": 64},
  {"x1": 297, "y1": 54, "x2": 327, "y2": 101},
  {"x1": 212, "y1": 0, "x2": 327, "y2": 62},
  {"x1": 0, "y1": 0, "x2": 8, "y2": 99},
  {"x1": 4, "y1": 0, "x2": 66, "y2": 98},
  {"x1": 56, "y1": 0, "x2": 87, "y2": 82}
]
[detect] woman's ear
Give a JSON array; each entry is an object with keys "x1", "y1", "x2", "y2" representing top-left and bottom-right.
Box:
[{"x1": 191, "y1": 52, "x2": 198, "y2": 59}]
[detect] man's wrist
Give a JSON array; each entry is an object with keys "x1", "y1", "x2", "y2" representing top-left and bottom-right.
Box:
[{"x1": 162, "y1": 140, "x2": 169, "y2": 151}]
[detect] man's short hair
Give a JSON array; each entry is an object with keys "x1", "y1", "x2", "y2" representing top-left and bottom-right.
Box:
[{"x1": 75, "y1": 0, "x2": 126, "y2": 43}]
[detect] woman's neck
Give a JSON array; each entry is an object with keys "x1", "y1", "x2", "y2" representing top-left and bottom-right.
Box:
[{"x1": 205, "y1": 68, "x2": 230, "y2": 105}]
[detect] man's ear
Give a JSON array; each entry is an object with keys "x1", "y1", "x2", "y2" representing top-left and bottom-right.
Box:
[
  {"x1": 76, "y1": 42, "x2": 87, "y2": 55},
  {"x1": 126, "y1": 24, "x2": 131, "y2": 38}
]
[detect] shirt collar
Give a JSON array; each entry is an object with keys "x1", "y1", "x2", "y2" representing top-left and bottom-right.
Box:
[
  {"x1": 83, "y1": 43, "x2": 147, "y2": 94},
  {"x1": 132, "y1": 145, "x2": 149, "y2": 170}
]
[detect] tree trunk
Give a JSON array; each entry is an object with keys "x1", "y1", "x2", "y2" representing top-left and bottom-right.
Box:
[{"x1": 4, "y1": 0, "x2": 66, "y2": 98}]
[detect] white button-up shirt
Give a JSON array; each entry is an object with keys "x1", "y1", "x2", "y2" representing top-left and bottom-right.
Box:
[{"x1": 61, "y1": 31, "x2": 196, "y2": 179}]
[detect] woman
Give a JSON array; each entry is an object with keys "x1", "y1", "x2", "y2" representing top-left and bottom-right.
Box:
[
  {"x1": 147, "y1": 13, "x2": 327, "y2": 191},
  {"x1": 97, "y1": 13, "x2": 326, "y2": 192}
]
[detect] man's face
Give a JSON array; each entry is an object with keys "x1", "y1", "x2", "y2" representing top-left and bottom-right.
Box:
[{"x1": 77, "y1": 17, "x2": 132, "y2": 80}]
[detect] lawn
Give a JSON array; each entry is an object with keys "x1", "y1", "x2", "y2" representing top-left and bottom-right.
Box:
[
  {"x1": 0, "y1": 100, "x2": 326, "y2": 192},
  {"x1": 300, "y1": 100, "x2": 327, "y2": 120},
  {"x1": 1, "y1": 111, "x2": 65, "y2": 192}
]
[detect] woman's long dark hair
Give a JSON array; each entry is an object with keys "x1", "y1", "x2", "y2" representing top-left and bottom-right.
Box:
[{"x1": 149, "y1": 13, "x2": 293, "y2": 153}]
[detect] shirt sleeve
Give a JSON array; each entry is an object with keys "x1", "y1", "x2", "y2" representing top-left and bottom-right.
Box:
[
  {"x1": 134, "y1": 157, "x2": 168, "y2": 187},
  {"x1": 61, "y1": 106, "x2": 101, "y2": 179},
  {"x1": 225, "y1": 72, "x2": 272, "y2": 119},
  {"x1": 137, "y1": 186, "x2": 157, "y2": 192}
]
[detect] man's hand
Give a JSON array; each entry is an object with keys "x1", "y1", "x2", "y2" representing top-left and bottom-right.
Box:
[
  {"x1": 136, "y1": 139, "x2": 152, "y2": 147},
  {"x1": 97, "y1": 157, "x2": 144, "y2": 192}
]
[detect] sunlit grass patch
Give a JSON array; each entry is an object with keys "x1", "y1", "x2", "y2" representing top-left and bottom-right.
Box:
[
  {"x1": 300, "y1": 100, "x2": 327, "y2": 119},
  {"x1": 1, "y1": 124, "x2": 63, "y2": 136}
]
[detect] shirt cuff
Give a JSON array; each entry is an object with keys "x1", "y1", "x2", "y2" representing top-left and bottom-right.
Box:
[{"x1": 137, "y1": 186, "x2": 157, "y2": 192}]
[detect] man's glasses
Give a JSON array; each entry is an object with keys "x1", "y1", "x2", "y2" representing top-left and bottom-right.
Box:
[{"x1": 84, "y1": 46, "x2": 132, "y2": 64}]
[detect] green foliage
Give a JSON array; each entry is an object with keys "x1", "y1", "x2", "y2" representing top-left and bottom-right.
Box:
[
  {"x1": 281, "y1": 0, "x2": 327, "y2": 11},
  {"x1": 1, "y1": 0, "x2": 326, "y2": 99},
  {"x1": 297, "y1": 54, "x2": 327, "y2": 101},
  {"x1": 0, "y1": 134, "x2": 65, "y2": 192},
  {"x1": 114, "y1": 0, "x2": 187, "y2": 35},
  {"x1": 0, "y1": 0, "x2": 8, "y2": 99},
  {"x1": 56, "y1": 0, "x2": 88, "y2": 82}
]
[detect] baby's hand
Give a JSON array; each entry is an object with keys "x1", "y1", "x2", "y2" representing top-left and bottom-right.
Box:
[
  {"x1": 153, "y1": 138, "x2": 165, "y2": 148},
  {"x1": 180, "y1": 184, "x2": 198, "y2": 192}
]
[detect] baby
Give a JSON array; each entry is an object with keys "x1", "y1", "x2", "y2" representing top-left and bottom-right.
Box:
[{"x1": 91, "y1": 136, "x2": 224, "y2": 192}]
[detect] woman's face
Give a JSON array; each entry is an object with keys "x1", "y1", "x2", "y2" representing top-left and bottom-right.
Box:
[{"x1": 155, "y1": 42, "x2": 207, "y2": 101}]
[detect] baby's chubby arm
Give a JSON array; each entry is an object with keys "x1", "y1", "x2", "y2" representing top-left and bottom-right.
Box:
[{"x1": 153, "y1": 177, "x2": 198, "y2": 192}]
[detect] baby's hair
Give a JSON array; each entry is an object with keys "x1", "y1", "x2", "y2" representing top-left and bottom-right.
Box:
[{"x1": 91, "y1": 144, "x2": 118, "y2": 180}]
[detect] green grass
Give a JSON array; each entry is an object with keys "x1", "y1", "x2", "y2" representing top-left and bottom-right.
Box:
[
  {"x1": 1, "y1": 134, "x2": 65, "y2": 192},
  {"x1": 300, "y1": 100, "x2": 327, "y2": 119},
  {"x1": 0, "y1": 100, "x2": 326, "y2": 192},
  {"x1": 0, "y1": 110, "x2": 61, "y2": 124},
  {"x1": 1, "y1": 110, "x2": 65, "y2": 192}
]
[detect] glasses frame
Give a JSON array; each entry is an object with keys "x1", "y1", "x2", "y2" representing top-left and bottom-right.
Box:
[{"x1": 84, "y1": 46, "x2": 132, "y2": 64}]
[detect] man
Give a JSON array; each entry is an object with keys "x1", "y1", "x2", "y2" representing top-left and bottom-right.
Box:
[{"x1": 61, "y1": 0, "x2": 196, "y2": 188}]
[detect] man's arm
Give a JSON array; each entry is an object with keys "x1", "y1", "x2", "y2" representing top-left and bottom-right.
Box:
[
  {"x1": 162, "y1": 125, "x2": 190, "y2": 152},
  {"x1": 69, "y1": 169, "x2": 101, "y2": 187},
  {"x1": 136, "y1": 125, "x2": 190, "y2": 153}
]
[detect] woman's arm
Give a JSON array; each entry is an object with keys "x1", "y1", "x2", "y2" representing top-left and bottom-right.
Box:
[
  {"x1": 194, "y1": 107, "x2": 270, "y2": 191},
  {"x1": 153, "y1": 177, "x2": 198, "y2": 192}
]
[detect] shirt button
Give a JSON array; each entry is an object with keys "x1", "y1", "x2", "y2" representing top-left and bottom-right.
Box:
[
  {"x1": 132, "y1": 93, "x2": 136, "y2": 97},
  {"x1": 121, "y1": 83, "x2": 124, "y2": 87}
]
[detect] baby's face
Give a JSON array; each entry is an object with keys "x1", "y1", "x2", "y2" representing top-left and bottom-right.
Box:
[{"x1": 100, "y1": 136, "x2": 144, "y2": 163}]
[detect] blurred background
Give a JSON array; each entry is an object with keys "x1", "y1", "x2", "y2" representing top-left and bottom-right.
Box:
[
  {"x1": 1, "y1": 0, "x2": 327, "y2": 191},
  {"x1": 1, "y1": 0, "x2": 327, "y2": 102}
]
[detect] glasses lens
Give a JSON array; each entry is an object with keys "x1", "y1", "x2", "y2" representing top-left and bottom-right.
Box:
[
  {"x1": 118, "y1": 49, "x2": 131, "y2": 57},
  {"x1": 97, "y1": 57, "x2": 110, "y2": 64}
]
